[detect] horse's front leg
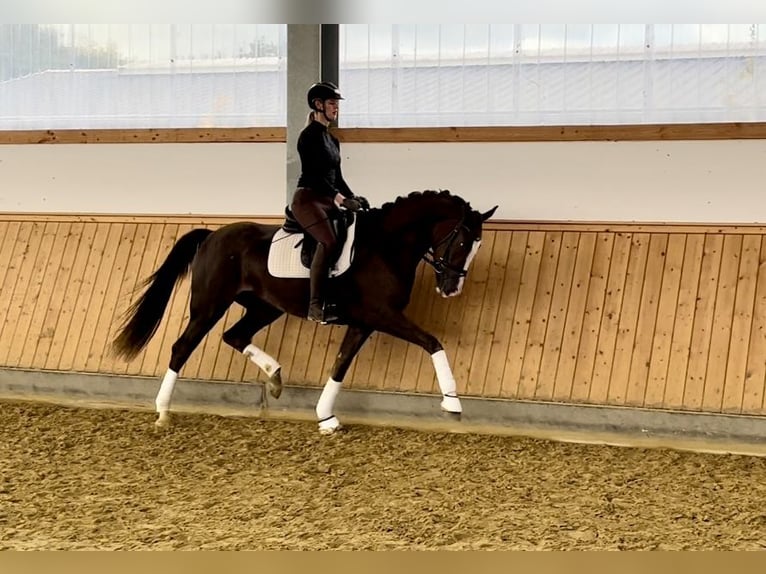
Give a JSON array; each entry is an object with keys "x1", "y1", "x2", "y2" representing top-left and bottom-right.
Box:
[
  {"x1": 316, "y1": 325, "x2": 372, "y2": 434},
  {"x1": 371, "y1": 311, "x2": 463, "y2": 417}
]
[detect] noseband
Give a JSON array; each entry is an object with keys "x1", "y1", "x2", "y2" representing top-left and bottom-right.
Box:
[{"x1": 422, "y1": 213, "x2": 472, "y2": 278}]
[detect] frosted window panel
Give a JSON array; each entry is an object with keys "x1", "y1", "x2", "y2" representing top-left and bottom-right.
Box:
[
  {"x1": 339, "y1": 24, "x2": 766, "y2": 127},
  {"x1": 0, "y1": 24, "x2": 287, "y2": 129}
]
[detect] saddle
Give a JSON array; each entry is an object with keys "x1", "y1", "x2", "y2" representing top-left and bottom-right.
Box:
[{"x1": 282, "y1": 207, "x2": 354, "y2": 269}]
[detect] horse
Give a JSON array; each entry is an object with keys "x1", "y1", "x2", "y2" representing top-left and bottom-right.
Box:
[{"x1": 112, "y1": 190, "x2": 498, "y2": 434}]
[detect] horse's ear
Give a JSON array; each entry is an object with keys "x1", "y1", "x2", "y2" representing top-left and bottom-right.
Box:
[{"x1": 481, "y1": 206, "x2": 498, "y2": 222}]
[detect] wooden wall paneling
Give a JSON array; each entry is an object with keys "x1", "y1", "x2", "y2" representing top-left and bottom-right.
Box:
[
  {"x1": 643, "y1": 234, "x2": 686, "y2": 407},
  {"x1": 0, "y1": 222, "x2": 22, "y2": 294},
  {"x1": 552, "y1": 232, "x2": 598, "y2": 401},
  {"x1": 702, "y1": 235, "x2": 744, "y2": 412},
  {"x1": 275, "y1": 315, "x2": 307, "y2": 385},
  {"x1": 721, "y1": 235, "x2": 761, "y2": 413},
  {"x1": 30, "y1": 222, "x2": 84, "y2": 369},
  {"x1": 683, "y1": 234, "x2": 725, "y2": 410},
  {"x1": 284, "y1": 316, "x2": 320, "y2": 386},
  {"x1": 43, "y1": 223, "x2": 98, "y2": 370},
  {"x1": 741, "y1": 236, "x2": 766, "y2": 415},
  {"x1": 209, "y1": 304, "x2": 243, "y2": 382},
  {"x1": 535, "y1": 231, "x2": 581, "y2": 400},
  {"x1": 120, "y1": 224, "x2": 169, "y2": 376},
  {"x1": 588, "y1": 232, "x2": 633, "y2": 403},
  {"x1": 662, "y1": 235, "x2": 705, "y2": 409},
  {"x1": 68, "y1": 223, "x2": 125, "y2": 372},
  {"x1": 83, "y1": 223, "x2": 138, "y2": 372},
  {"x1": 56, "y1": 222, "x2": 111, "y2": 371},
  {"x1": 136, "y1": 224, "x2": 181, "y2": 376},
  {"x1": 605, "y1": 233, "x2": 650, "y2": 405},
  {"x1": 454, "y1": 230, "x2": 497, "y2": 396},
  {"x1": 2, "y1": 221, "x2": 59, "y2": 367},
  {"x1": 570, "y1": 233, "x2": 614, "y2": 402},
  {"x1": 517, "y1": 231, "x2": 563, "y2": 399},
  {"x1": 481, "y1": 231, "x2": 525, "y2": 397},
  {"x1": 625, "y1": 233, "x2": 669, "y2": 406},
  {"x1": 0, "y1": 222, "x2": 46, "y2": 366},
  {"x1": 468, "y1": 231, "x2": 513, "y2": 396},
  {"x1": 97, "y1": 223, "x2": 152, "y2": 373},
  {"x1": 16, "y1": 222, "x2": 72, "y2": 369},
  {"x1": 500, "y1": 231, "x2": 546, "y2": 398}
]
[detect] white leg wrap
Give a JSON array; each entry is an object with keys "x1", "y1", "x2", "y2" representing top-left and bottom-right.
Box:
[
  {"x1": 243, "y1": 344, "x2": 281, "y2": 376},
  {"x1": 431, "y1": 350, "x2": 462, "y2": 413},
  {"x1": 156, "y1": 369, "x2": 178, "y2": 414},
  {"x1": 316, "y1": 378, "x2": 342, "y2": 421}
]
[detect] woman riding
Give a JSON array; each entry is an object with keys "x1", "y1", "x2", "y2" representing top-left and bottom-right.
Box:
[{"x1": 290, "y1": 81, "x2": 364, "y2": 324}]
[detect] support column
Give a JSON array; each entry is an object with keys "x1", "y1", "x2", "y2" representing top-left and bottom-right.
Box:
[{"x1": 286, "y1": 25, "x2": 320, "y2": 204}]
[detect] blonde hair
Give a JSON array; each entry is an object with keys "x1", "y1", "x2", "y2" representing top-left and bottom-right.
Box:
[{"x1": 305, "y1": 111, "x2": 315, "y2": 127}]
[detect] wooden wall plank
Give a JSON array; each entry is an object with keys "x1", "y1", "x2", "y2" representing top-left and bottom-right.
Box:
[
  {"x1": 536, "y1": 231, "x2": 580, "y2": 400},
  {"x1": 588, "y1": 233, "x2": 633, "y2": 404},
  {"x1": 553, "y1": 232, "x2": 598, "y2": 402},
  {"x1": 69, "y1": 223, "x2": 125, "y2": 372},
  {"x1": 702, "y1": 236, "x2": 743, "y2": 411},
  {"x1": 483, "y1": 232, "x2": 526, "y2": 397},
  {"x1": 643, "y1": 234, "x2": 686, "y2": 407},
  {"x1": 44, "y1": 223, "x2": 98, "y2": 370},
  {"x1": 501, "y1": 232, "x2": 546, "y2": 398},
  {"x1": 16, "y1": 222, "x2": 72, "y2": 369},
  {"x1": 721, "y1": 235, "x2": 761, "y2": 413},
  {"x1": 683, "y1": 235, "x2": 725, "y2": 410},
  {"x1": 662, "y1": 235, "x2": 706, "y2": 409},
  {"x1": 570, "y1": 233, "x2": 613, "y2": 402},
  {"x1": 625, "y1": 234, "x2": 668, "y2": 406},
  {"x1": 30, "y1": 222, "x2": 84, "y2": 369},
  {"x1": 469, "y1": 231, "x2": 513, "y2": 396},
  {"x1": 0, "y1": 222, "x2": 47, "y2": 366},
  {"x1": 454, "y1": 231, "x2": 497, "y2": 396},
  {"x1": 741, "y1": 236, "x2": 766, "y2": 415},
  {"x1": 517, "y1": 232, "x2": 563, "y2": 399},
  {"x1": 2, "y1": 222, "x2": 59, "y2": 367}
]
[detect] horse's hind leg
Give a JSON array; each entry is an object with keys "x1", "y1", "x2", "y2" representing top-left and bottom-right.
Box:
[
  {"x1": 316, "y1": 326, "x2": 372, "y2": 434},
  {"x1": 223, "y1": 295, "x2": 284, "y2": 399},
  {"x1": 155, "y1": 299, "x2": 230, "y2": 428}
]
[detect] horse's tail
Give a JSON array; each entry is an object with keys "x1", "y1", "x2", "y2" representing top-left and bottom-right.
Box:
[{"x1": 111, "y1": 228, "x2": 213, "y2": 361}]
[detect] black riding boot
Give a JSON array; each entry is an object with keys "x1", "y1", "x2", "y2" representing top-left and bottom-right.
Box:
[{"x1": 308, "y1": 244, "x2": 340, "y2": 324}]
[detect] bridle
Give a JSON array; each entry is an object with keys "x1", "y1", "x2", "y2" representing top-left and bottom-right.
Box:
[{"x1": 421, "y1": 212, "x2": 474, "y2": 278}]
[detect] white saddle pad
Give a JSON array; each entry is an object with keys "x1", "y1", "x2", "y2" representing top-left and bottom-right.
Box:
[{"x1": 267, "y1": 217, "x2": 357, "y2": 279}]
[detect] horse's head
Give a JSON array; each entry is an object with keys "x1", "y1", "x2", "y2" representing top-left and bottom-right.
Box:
[{"x1": 426, "y1": 203, "x2": 498, "y2": 298}]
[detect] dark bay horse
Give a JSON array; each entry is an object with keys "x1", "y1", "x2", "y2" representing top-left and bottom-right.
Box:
[{"x1": 112, "y1": 190, "x2": 497, "y2": 434}]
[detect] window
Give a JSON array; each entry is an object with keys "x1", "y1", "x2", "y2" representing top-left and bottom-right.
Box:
[
  {"x1": 0, "y1": 24, "x2": 287, "y2": 129},
  {"x1": 339, "y1": 24, "x2": 766, "y2": 127}
]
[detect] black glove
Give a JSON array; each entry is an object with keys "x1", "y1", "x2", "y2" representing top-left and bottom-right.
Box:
[
  {"x1": 354, "y1": 195, "x2": 370, "y2": 210},
  {"x1": 341, "y1": 197, "x2": 362, "y2": 212}
]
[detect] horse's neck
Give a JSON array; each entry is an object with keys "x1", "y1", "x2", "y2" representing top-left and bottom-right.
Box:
[{"x1": 377, "y1": 199, "x2": 460, "y2": 261}]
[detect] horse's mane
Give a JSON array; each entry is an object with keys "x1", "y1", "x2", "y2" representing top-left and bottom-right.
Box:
[{"x1": 369, "y1": 189, "x2": 472, "y2": 220}]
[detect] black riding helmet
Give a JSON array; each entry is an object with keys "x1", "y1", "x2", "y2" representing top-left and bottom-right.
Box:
[{"x1": 307, "y1": 81, "x2": 344, "y2": 110}]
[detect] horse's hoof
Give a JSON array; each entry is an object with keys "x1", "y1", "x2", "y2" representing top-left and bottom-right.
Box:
[
  {"x1": 440, "y1": 395, "x2": 463, "y2": 416},
  {"x1": 154, "y1": 412, "x2": 172, "y2": 430},
  {"x1": 267, "y1": 369, "x2": 283, "y2": 399},
  {"x1": 318, "y1": 415, "x2": 342, "y2": 435}
]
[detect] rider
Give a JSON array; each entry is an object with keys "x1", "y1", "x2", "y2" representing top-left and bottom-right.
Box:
[{"x1": 290, "y1": 81, "x2": 363, "y2": 324}]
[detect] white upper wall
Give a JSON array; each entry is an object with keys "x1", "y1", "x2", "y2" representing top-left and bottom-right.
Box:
[{"x1": 1, "y1": 139, "x2": 765, "y2": 223}]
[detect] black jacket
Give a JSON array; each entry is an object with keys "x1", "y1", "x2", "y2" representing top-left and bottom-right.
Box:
[{"x1": 296, "y1": 120, "x2": 354, "y2": 199}]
